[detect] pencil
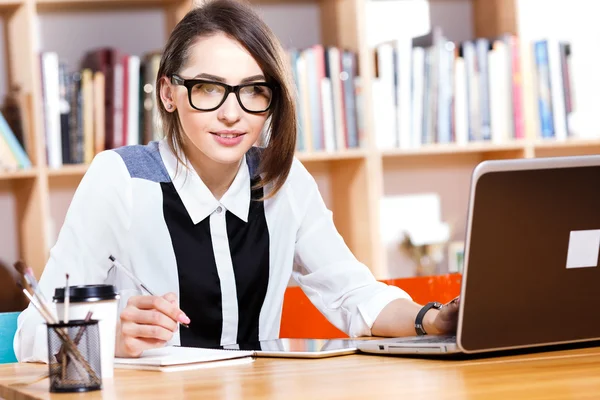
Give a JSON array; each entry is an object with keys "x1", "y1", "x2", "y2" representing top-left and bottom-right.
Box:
[
  {"x1": 108, "y1": 255, "x2": 155, "y2": 296},
  {"x1": 108, "y1": 255, "x2": 189, "y2": 328}
]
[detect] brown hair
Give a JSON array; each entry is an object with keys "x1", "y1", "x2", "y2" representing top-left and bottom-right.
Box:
[
  {"x1": 0, "y1": 259, "x2": 28, "y2": 312},
  {"x1": 156, "y1": 0, "x2": 297, "y2": 199}
]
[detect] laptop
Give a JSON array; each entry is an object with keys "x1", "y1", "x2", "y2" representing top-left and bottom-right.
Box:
[{"x1": 358, "y1": 155, "x2": 600, "y2": 356}]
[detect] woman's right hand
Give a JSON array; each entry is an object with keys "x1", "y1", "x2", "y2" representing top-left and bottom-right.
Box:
[{"x1": 115, "y1": 292, "x2": 191, "y2": 358}]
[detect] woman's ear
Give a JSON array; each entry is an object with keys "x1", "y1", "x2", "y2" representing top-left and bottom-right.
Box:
[{"x1": 159, "y1": 76, "x2": 177, "y2": 112}]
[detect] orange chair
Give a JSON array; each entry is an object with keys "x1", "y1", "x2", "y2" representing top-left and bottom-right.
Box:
[{"x1": 280, "y1": 274, "x2": 462, "y2": 339}]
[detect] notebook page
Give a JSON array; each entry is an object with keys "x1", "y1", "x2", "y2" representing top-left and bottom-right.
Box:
[{"x1": 115, "y1": 346, "x2": 253, "y2": 367}]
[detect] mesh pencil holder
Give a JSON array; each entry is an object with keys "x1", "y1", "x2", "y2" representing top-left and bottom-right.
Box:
[{"x1": 46, "y1": 319, "x2": 102, "y2": 393}]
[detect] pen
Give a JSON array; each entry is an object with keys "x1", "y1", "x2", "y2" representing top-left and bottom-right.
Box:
[
  {"x1": 108, "y1": 255, "x2": 189, "y2": 328},
  {"x1": 64, "y1": 273, "x2": 70, "y2": 323}
]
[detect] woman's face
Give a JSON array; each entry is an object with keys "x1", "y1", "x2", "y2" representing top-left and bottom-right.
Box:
[{"x1": 163, "y1": 33, "x2": 270, "y2": 167}]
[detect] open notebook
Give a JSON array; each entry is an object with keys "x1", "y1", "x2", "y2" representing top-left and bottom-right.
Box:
[
  {"x1": 114, "y1": 339, "x2": 356, "y2": 372},
  {"x1": 114, "y1": 346, "x2": 254, "y2": 372}
]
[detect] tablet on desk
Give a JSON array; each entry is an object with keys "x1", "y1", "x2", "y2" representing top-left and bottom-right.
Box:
[{"x1": 222, "y1": 338, "x2": 358, "y2": 358}]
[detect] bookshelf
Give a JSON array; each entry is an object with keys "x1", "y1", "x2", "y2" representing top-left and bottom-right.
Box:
[
  {"x1": 380, "y1": 142, "x2": 528, "y2": 158},
  {"x1": 0, "y1": 1, "x2": 24, "y2": 7},
  {"x1": 46, "y1": 163, "x2": 88, "y2": 177},
  {"x1": 0, "y1": 168, "x2": 38, "y2": 180},
  {"x1": 1, "y1": 0, "x2": 597, "y2": 280}
]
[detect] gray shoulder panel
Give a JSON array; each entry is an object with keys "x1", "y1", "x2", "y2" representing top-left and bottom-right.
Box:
[
  {"x1": 246, "y1": 146, "x2": 264, "y2": 179},
  {"x1": 115, "y1": 142, "x2": 262, "y2": 182},
  {"x1": 113, "y1": 141, "x2": 171, "y2": 183}
]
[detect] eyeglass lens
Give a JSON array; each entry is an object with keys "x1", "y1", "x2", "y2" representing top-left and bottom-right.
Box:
[{"x1": 190, "y1": 82, "x2": 272, "y2": 112}]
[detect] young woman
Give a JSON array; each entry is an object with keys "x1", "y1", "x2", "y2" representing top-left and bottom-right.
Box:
[{"x1": 14, "y1": 0, "x2": 458, "y2": 360}]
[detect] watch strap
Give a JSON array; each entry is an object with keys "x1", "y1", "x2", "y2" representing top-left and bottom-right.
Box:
[{"x1": 415, "y1": 302, "x2": 443, "y2": 335}]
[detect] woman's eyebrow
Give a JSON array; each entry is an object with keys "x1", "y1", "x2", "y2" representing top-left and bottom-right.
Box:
[
  {"x1": 193, "y1": 73, "x2": 226, "y2": 82},
  {"x1": 240, "y1": 74, "x2": 266, "y2": 83},
  {"x1": 192, "y1": 73, "x2": 266, "y2": 83}
]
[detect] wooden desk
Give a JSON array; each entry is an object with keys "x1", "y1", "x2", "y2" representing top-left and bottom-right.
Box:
[{"x1": 2, "y1": 347, "x2": 600, "y2": 400}]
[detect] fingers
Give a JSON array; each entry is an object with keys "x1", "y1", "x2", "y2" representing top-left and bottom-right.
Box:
[
  {"x1": 121, "y1": 320, "x2": 174, "y2": 341},
  {"x1": 441, "y1": 299, "x2": 460, "y2": 320},
  {"x1": 432, "y1": 298, "x2": 460, "y2": 335},
  {"x1": 116, "y1": 294, "x2": 191, "y2": 358},
  {"x1": 120, "y1": 307, "x2": 178, "y2": 333},
  {"x1": 445, "y1": 296, "x2": 460, "y2": 307},
  {"x1": 115, "y1": 318, "x2": 169, "y2": 358},
  {"x1": 160, "y1": 293, "x2": 190, "y2": 328},
  {"x1": 117, "y1": 294, "x2": 187, "y2": 358},
  {"x1": 120, "y1": 335, "x2": 167, "y2": 358},
  {"x1": 129, "y1": 294, "x2": 190, "y2": 325},
  {"x1": 163, "y1": 292, "x2": 178, "y2": 304}
]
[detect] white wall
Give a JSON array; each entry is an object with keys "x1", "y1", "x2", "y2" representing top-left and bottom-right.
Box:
[
  {"x1": 365, "y1": 0, "x2": 473, "y2": 47},
  {"x1": 254, "y1": 4, "x2": 321, "y2": 49},
  {"x1": 428, "y1": 0, "x2": 473, "y2": 43},
  {"x1": 517, "y1": 0, "x2": 600, "y2": 138}
]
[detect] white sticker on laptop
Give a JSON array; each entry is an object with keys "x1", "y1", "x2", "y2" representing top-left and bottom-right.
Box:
[{"x1": 566, "y1": 229, "x2": 600, "y2": 269}]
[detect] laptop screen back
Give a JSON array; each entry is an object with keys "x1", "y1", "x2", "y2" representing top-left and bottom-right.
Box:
[{"x1": 459, "y1": 160, "x2": 600, "y2": 353}]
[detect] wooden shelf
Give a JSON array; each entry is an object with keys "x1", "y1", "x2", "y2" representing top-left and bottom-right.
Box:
[
  {"x1": 35, "y1": 0, "x2": 181, "y2": 5},
  {"x1": 246, "y1": 0, "x2": 321, "y2": 3},
  {"x1": 35, "y1": 0, "x2": 182, "y2": 11},
  {"x1": 532, "y1": 138, "x2": 600, "y2": 158},
  {"x1": 296, "y1": 148, "x2": 369, "y2": 162},
  {"x1": 33, "y1": 0, "x2": 312, "y2": 5},
  {"x1": 0, "y1": 0, "x2": 23, "y2": 5},
  {"x1": 379, "y1": 138, "x2": 600, "y2": 160},
  {"x1": 42, "y1": 138, "x2": 600, "y2": 178},
  {"x1": 46, "y1": 164, "x2": 88, "y2": 177},
  {"x1": 380, "y1": 141, "x2": 528, "y2": 158},
  {"x1": 533, "y1": 137, "x2": 600, "y2": 150},
  {"x1": 41, "y1": 150, "x2": 369, "y2": 179},
  {"x1": 0, "y1": 168, "x2": 38, "y2": 181},
  {"x1": 0, "y1": 0, "x2": 23, "y2": 10},
  {"x1": 34, "y1": 0, "x2": 319, "y2": 14}
]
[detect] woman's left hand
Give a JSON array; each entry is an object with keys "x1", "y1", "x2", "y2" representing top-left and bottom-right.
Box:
[{"x1": 432, "y1": 297, "x2": 460, "y2": 334}]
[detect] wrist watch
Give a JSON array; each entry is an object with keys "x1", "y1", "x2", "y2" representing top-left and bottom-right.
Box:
[{"x1": 415, "y1": 302, "x2": 443, "y2": 336}]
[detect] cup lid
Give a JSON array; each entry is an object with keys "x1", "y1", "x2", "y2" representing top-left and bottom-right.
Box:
[{"x1": 53, "y1": 284, "x2": 119, "y2": 303}]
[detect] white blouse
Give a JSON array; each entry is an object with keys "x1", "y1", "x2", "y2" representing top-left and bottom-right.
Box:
[{"x1": 14, "y1": 140, "x2": 410, "y2": 361}]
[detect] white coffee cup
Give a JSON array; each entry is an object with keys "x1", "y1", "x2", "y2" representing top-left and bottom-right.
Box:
[{"x1": 54, "y1": 285, "x2": 120, "y2": 379}]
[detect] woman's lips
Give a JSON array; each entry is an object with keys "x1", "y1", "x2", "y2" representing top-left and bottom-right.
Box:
[{"x1": 211, "y1": 131, "x2": 246, "y2": 146}]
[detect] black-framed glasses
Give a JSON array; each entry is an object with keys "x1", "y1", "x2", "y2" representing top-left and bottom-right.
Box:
[{"x1": 170, "y1": 74, "x2": 275, "y2": 113}]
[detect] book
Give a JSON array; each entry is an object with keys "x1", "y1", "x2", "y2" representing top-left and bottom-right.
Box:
[
  {"x1": 0, "y1": 111, "x2": 31, "y2": 169},
  {"x1": 114, "y1": 346, "x2": 254, "y2": 373}
]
